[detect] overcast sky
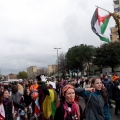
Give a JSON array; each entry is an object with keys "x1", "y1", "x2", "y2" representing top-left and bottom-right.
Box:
[{"x1": 0, "y1": 0, "x2": 115, "y2": 75}]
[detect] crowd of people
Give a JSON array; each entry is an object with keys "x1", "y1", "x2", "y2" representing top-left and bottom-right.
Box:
[{"x1": 0, "y1": 73, "x2": 119, "y2": 120}]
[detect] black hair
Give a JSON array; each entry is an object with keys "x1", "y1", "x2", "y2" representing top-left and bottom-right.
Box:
[
  {"x1": 0, "y1": 90, "x2": 3, "y2": 103},
  {"x1": 12, "y1": 85, "x2": 18, "y2": 94},
  {"x1": 24, "y1": 87, "x2": 31, "y2": 96}
]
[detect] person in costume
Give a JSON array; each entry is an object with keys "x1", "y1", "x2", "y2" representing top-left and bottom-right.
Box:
[
  {"x1": 35, "y1": 74, "x2": 58, "y2": 120},
  {"x1": 42, "y1": 81, "x2": 58, "y2": 120}
]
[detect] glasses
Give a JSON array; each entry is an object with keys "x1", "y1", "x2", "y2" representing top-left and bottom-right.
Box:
[{"x1": 95, "y1": 82, "x2": 102, "y2": 85}]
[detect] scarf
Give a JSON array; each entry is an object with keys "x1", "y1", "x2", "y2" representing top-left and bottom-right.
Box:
[
  {"x1": 0, "y1": 104, "x2": 5, "y2": 119},
  {"x1": 63, "y1": 101, "x2": 80, "y2": 120}
]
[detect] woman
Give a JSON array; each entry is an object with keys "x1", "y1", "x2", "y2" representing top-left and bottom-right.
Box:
[
  {"x1": 83, "y1": 77, "x2": 92, "y2": 88},
  {"x1": 25, "y1": 81, "x2": 30, "y2": 88},
  {"x1": 24, "y1": 88, "x2": 34, "y2": 107},
  {"x1": 0, "y1": 90, "x2": 5, "y2": 120},
  {"x1": 75, "y1": 77, "x2": 111, "y2": 120},
  {"x1": 23, "y1": 88, "x2": 34, "y2": 119},
  {"x1": 11, "y1": 85, "x2": 23, "y2": 104},
  {"x1": 3, "y1": 89, "x2": 15, "y2": 120},
  {"x1": 54, "y1": 84, "x2": 92, "y2": 120}
]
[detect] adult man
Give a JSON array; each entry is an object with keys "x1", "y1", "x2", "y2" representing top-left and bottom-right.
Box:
[
  {"x1": 102, "y1": 75, "x2": 113, "y2": 108},
  {"x1": 30, "y1": 79, "x2": 38, "y2": 100},
  {"x1": 112, "y1": 78, "x2": 120, "y2": 115}
]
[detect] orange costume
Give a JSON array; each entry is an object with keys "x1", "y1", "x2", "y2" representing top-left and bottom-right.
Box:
[{"x1": 30, "y1": 84, "x2": 38, "y2": 100}]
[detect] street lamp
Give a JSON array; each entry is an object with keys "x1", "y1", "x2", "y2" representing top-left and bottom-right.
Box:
[
  {"x1": 0, "y1": 68, "x2": 2, "y2": 81},
  {"x1": 0, "y1": 68, "x2": 2, "y2": 76},
  {"x1": 54, "y1": 48, "x2": 61, "y2": 79}
]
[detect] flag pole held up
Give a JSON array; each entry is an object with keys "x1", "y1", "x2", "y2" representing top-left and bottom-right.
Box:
[{"x1": 95, "y1": 5, "x2": 111, "y2": 14}]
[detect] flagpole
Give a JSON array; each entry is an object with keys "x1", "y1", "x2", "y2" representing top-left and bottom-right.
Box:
[{"x1": 95, "y1": 5, "x2": 111, "y2": 14}]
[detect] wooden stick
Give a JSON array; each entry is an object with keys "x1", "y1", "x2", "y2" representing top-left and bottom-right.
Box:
[{"x1": 95, "y1": 5, "x2": 111, "y2": 13}]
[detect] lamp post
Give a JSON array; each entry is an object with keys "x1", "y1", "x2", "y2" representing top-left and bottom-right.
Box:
[
  {"x1": 0, "y1": 68, "x2": 2, "y2": 81},
  {"x1": 0, "y1": 68, "x2": 1, "y2": 76},
  {"x1": 54, "y1": 48, "x2": 61, "y2": 79}
]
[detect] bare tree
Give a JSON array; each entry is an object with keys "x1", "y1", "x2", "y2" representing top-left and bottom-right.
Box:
[
  {"x1": 37, "y1": 67, "x2": 48, "y2": 76},
  {"x1": 58, "y1": 52, "x2": 66, "y2": 78}
]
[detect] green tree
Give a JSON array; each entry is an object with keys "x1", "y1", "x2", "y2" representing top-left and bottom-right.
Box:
[
  {"x1": 93, "y1": 42, "x2": 120, "y2": 72},
  {"x1": 17, "y1": 71, "x2": 28, "y2": 79},
  {"x1": 66, "y1": 44, "x2": 94, "y2": 73}
]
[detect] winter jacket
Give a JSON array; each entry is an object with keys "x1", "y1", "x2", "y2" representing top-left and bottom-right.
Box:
[
  {"x1": 3, "y1": 98, "x2": 13, "y2": 120},
  {"x1": 54, "y1": 102, "x2": 83, "y2": 120},
  {"x1": 23, "y1": 94, "x2": 34, "y2": 107},
  {"x1": 11, "y1": 91, "x2": 23, "y2": 104},
  {"x1": 102, "y1": 79, "x2": 113, "y2": 98},
  {"x1": 75, "y1": 88, "x2": 111, "y2": 120},
  {"x1": 112, "y1": 80, "x2": 120, "y2": 101}
]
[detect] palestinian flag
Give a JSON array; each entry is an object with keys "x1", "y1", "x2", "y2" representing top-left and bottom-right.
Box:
[{"x1": 91, "y1": 8, "x2": 111, "y2": 42}]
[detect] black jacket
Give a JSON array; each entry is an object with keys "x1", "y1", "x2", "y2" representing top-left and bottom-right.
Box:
[
  {"x1": 3, "y1": 98, "x2": 25, "y2": 120},
  {"x1": 24, "y1": 94, "x2": 34, "y2": 107},
  {"x1": 112, "y1": 80, "x2": 120, "y2": 101},
  {"x1": 102, "y1": 79, "x2": 113, "y2": 98},
  {"x1": 54, "y1": 103, "x2": 83, "y2": 120},
  {"x1": 3, "y1": 98, "x2": 14, "y2": 120},
  {"x1": 56, "y1": 82, "x2": 60, "y2": 93}
]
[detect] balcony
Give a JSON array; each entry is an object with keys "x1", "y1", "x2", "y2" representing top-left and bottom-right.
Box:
[
  {"x1": 113, "y1": 0, "x2": 119, "y2": 4},
  {"x1": 114, "y1": 7, "x2": 120, "y2": 12}
]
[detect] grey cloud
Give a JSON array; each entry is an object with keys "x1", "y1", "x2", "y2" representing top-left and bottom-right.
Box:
[{"x1": 0, "y1": 0, "x2": 115, "y2": 75}]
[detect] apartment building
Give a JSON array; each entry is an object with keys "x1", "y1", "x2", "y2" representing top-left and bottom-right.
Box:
[
  {"x1": 8, "y1": 73, "x2": 17, "y2": 79},
  {"x1": 48, "y1": 64, "x2": 57, "y2": 76},
  {"x1": 27, "y1": 66, "x2": 37, "y2": 79},
  {"x1": 110, "y1": 26, "x2": 119, "y2": 42},
  {"x1": 110, "y1": 0, "x2": 120, "y2": 42}
]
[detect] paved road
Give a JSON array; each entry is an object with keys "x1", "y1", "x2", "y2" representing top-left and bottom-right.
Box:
[{"x1": 79, "y1": 97, "x2": 120, "y2": 120}]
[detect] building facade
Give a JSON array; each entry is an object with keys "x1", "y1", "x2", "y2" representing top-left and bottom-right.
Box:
[
  {"x1": 48, "y1": 64, "x2": 57, "y2": 76},
  {"x1": 110, "y1": 26, "x2": 119, "y2": 42},
  {"x1": 27, "y1": 66, "x2": 37, "y2": 79},
  {"x1": 110, "y1": 0, "x2": 120, "y2": 42},
  {"x1": 8, "y1": 73, "x2": 17, "y2": 79}
]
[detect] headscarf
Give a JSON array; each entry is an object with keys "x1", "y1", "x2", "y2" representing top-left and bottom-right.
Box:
[
  {"x1": 62, "y1": 84, "x2": 80, "y2": 120},
  {"x1": 62, "y1": 84, "x2": 74, "y2": 97}
]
